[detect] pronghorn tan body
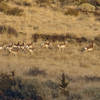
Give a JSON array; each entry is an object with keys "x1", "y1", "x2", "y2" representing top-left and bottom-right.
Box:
[
  {"x1": 41, "y1": 41, "x2": 52, "y2": 49},
  {"x1": 0, "y1": 46, "x2": 3, "y2": 50},
  {"x1": 57, "y1": 42, "x2": 67, "y2": 49},
  {"x1": 6, "y1": 46, "x2": 18, "y2": 56},
  {"x1": 24, "y1": 42, "x2": 34, "y2": 53},
  {"x1": 82, "y1": 42, "x2": 94, "y2": 52},
  {"x1": 57, "y1": 44, "x2": 66, "y2": 49}
]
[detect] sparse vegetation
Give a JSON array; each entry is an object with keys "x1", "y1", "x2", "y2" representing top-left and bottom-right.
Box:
[
  {"x1": 0, "y1": 72, "x2": 43, "y2": 100},
  {"x1": 64, "y1": 8, "x2": 80, "y2": 16},
  {"x1": 83, "y1": 87, "x2": 100, "y2": 100},
  {"x1": 26, "y1": 67, "x2": 47, "y2": 76},
  {"x1": 15, "y1": 0, "x2": 32, "y2": 6},
  {"x1": 0, "y1": 0, "x2": 100, "y2": 100},
  {"x1": 0, "y1": 2, "x2": 24, "y2": 16},
  {"x1": 0, "y1": 25, "x2": 18, "y2": 37},
  {"x1": 58, "y1": 73, "x2": 70, "y2": 96},
  {"x1": 32, "y1": 33, "x2": 89, "y2": 43},
  {"x1": 79, "y1": 3, "x2": 96, "y2": 12}
]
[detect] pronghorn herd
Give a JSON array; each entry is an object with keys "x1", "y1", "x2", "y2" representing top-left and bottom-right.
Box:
[
  {"x1": 0, "y1": 41, "x2": 94, "y2": 56},
  {"x1": 0, "y1": 42, "x2": 34, "y2": 55}
]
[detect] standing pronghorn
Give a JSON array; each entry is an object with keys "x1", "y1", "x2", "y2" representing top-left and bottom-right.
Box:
[
  {"x1": 57, "y1": 41, "x2": 68, "y2": 50},
  {"x1": 81, "y1": 41, "x2": 94, "y2": 52},
  {"x1": 7, "y1": 46, "x2": 19, "y2": 56},
  {"x1": 41, "y1": 41, "x2": 52, "y2": 49},
  {"x1": 25, "y1": 42, "x2": 34, "y2": 54}
]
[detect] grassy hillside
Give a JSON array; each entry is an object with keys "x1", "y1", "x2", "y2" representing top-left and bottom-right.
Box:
[{"x1": 0, "y1": 0, "x2": 100, "y2": 100}]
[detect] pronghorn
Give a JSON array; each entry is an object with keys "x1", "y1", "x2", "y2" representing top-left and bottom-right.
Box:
[
  {"x1": 25, "y1": 42, "x2": 34, "y2": 53},
  {"x1": 0, "y1": 46, "x2": 3, "y2": 50},
  {"x1": 81, "y1": 41, "x2": 94, "y2": 52},
  {"x1": 27, "y1": 42, "x2": 33, "y2": 48},
  {"x1": 57, "y1": 41, "x2": 68, "y2": 49},
  {"x1": 41, "y1": 41, "x2": 52, "y2": 49},
  {"x1": 6, "y1": 46, "x2": 19, "y2": 56},
  {"x1": 14, "y1": 41, "x2": 24, "y2": 49}
]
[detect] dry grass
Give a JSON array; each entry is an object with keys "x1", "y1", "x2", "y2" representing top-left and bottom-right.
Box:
[
  {"x1": 0, "y1": 2, "x2": 24, "y2": 16},
  {"x1": 0, "y1": 0, "x2": 100, "y2": 100}
]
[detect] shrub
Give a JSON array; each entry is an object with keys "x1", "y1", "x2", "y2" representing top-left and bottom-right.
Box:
[
  {"x1": 58, "y1": 72, "x2": 70, "y2": 96},
  {"x1": 64, "y1": 8, "x2": 80, "y2": 16},
  {"x1": 0, "y1": 72, "x2": 44, "y2": 100},
  {"x1": 26, "y1": 67, "x2": 47, "y2": 76},
  {"x1": 0, "y1": 25, "x2": 18, "y2": 37},
  {"x1": 15, "y1": 0, "x2": 32, "y2": 6},
  {"x1": 6, "y1": 7, "x2": 24, "y2": 16}
]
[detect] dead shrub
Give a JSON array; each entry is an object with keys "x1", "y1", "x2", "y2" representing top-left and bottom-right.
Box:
[
  {"x1": 6, "y1": 7, "x2": 24, "y2": 16},
  {"x1": 32, "y1": 33, "x2": 90, "y2": 44},
  {"x1": 15, "y1": 0, "x2": 32, "y2": 6},
  {"x1": 58, "y1": 72, "x2": 70, "y2": 96},
  {"x1": 32, "y1": 33, "x2": 40, "y2": 42},
  {"x1": 0, "y1": 25, "x2": 18, "y2": 37},
  {"x1": 26, "y1": 67, "x2": 47, "y2": 76},
  {"x1": 64, "y1": 8, "x2": 80, "y2": 16},
  {"x1": 76, "y1": 37, "x2": 88, "y2": 43},
  {"x1": 35, "y1": 0, "x2": 50, "y2": 7}
]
